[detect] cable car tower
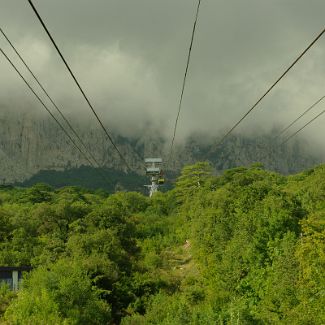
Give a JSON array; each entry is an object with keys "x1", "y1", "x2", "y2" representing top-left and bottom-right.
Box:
[{"x1": 145, "y1": 158, "x2": 165, "y2": 197}]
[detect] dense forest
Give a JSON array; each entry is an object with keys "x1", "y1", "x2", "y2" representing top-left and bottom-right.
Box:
[
  {"x1": 0, "y1": 162, "x2": 324, "y2": 324},
  {"x1": 15, "y1": 166, "x2": 176, "y2": 194},
  {"x1": 16, "y1": 166, "x2": 148, "y2": 193}
]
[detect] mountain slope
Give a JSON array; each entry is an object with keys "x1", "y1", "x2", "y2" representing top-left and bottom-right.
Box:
[{"x1": 0, "y1": 111, "x2": 322, "y2": 184}]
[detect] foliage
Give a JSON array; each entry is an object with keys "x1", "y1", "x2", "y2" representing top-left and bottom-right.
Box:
[
  {"x1": 0, "y1": 283, "x2": 16, "y2": 319},
  {"x1": 17, "y1": 166, "x2": 149, "y2": 194},
  {"x1": 0, "y1": 163, "x2": 324, "y2": 324},
  {"x1": 5, "y1": 260, "x2": 111, "y2": 325}
]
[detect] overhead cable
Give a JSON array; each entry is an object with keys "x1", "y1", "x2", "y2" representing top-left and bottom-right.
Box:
[
  {"x1": 27, "y1": 0, "x2": 131, "y2": 171},
  {"x1": 214, "y1": 27, "x2": 325, "y2": 149},
  {"x1": 0, "y1": 47, "x2": 109, "y2": 179},
  {"x1": 276, "y1": 95, "x2": 325, "y2": 137},
  {"x1": 167, "y1": 0, "x2": 202, "y2": 167},
  {"x1": 282, "y1": 108, "x2": 325, "y2": 144},
  {"x1": 0, "y1": 26, "x2": 103, "y2": 170}
]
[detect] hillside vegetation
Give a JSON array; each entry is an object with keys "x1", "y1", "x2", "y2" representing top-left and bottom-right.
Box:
[
  {"x1": 17, "y1": 166, "x2": 148, "y2": 193},
  {"x1": 0, "y1": 163, "x2": 324, "y2": 324}
]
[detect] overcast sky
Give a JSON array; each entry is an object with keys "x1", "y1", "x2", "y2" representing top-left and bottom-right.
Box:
[{"x1": 0, "y1": 0, "x2": 324, "y2": 148}]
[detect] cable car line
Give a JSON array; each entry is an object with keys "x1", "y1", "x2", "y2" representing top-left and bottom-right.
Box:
[
  {"x1": 0, "y1": 27, "x2": 103, "y2": 170},
  {"x1": 167, "y1": 0, "x2": 202, "y2": 167},
  {"x1": 281, "y1": 108, "x2": 325, "y2": 145},
  {"x1": 213, "y1": 27, "x2": 325, "y2": 149},
  {"x1": 27, "y1": 0, "x2": 131, "y2": 172},
  {"x1": 0, "y1": 47, "x2": 111, "y2": 184},
  {"x1": 276, "y1": 95, "x2": 325, "y2": 138}
]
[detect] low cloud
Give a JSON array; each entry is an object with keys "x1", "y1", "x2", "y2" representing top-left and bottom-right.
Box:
[{"x1": 0, "y1": 0, "x2": 324, "y2": 150}]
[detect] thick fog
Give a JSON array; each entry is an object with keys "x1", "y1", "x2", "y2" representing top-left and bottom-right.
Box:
[{"x1": 0, "y1": 0, "x2": 324, "y2": 150}]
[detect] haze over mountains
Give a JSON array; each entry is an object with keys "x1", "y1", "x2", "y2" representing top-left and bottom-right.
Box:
[
  {"x1": 0, "y1": 0, "x2": 324, "y2": 186},
  {"x1": 0, "y1": 110, "x2": 322, "y2": 186}
]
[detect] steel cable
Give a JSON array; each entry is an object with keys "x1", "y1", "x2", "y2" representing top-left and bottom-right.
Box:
[{"x1": 27, "y1": 0, "x2": 131, "y2": 171}]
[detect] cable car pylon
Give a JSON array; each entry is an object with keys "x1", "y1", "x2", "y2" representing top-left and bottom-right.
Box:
[{"x1": 144, "y1": 158, "x2": 165, "y2": 197}]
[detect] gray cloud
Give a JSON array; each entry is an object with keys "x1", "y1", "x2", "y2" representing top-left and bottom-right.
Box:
[{"x1": 0, "y1": 0, "x2": 324, "y2": 147}]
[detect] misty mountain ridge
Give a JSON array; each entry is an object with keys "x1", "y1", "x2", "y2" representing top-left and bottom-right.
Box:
[{"x1": 0, "y1": 111, "x2": 322, "y2": 188}]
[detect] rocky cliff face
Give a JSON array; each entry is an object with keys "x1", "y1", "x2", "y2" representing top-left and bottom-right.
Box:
[
  {"x1": 0, "y1": 110, "x2": 322, "y2": 184},
  {"x1": 0, "y1": 110, "x2": 165, "y2": 183}
]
